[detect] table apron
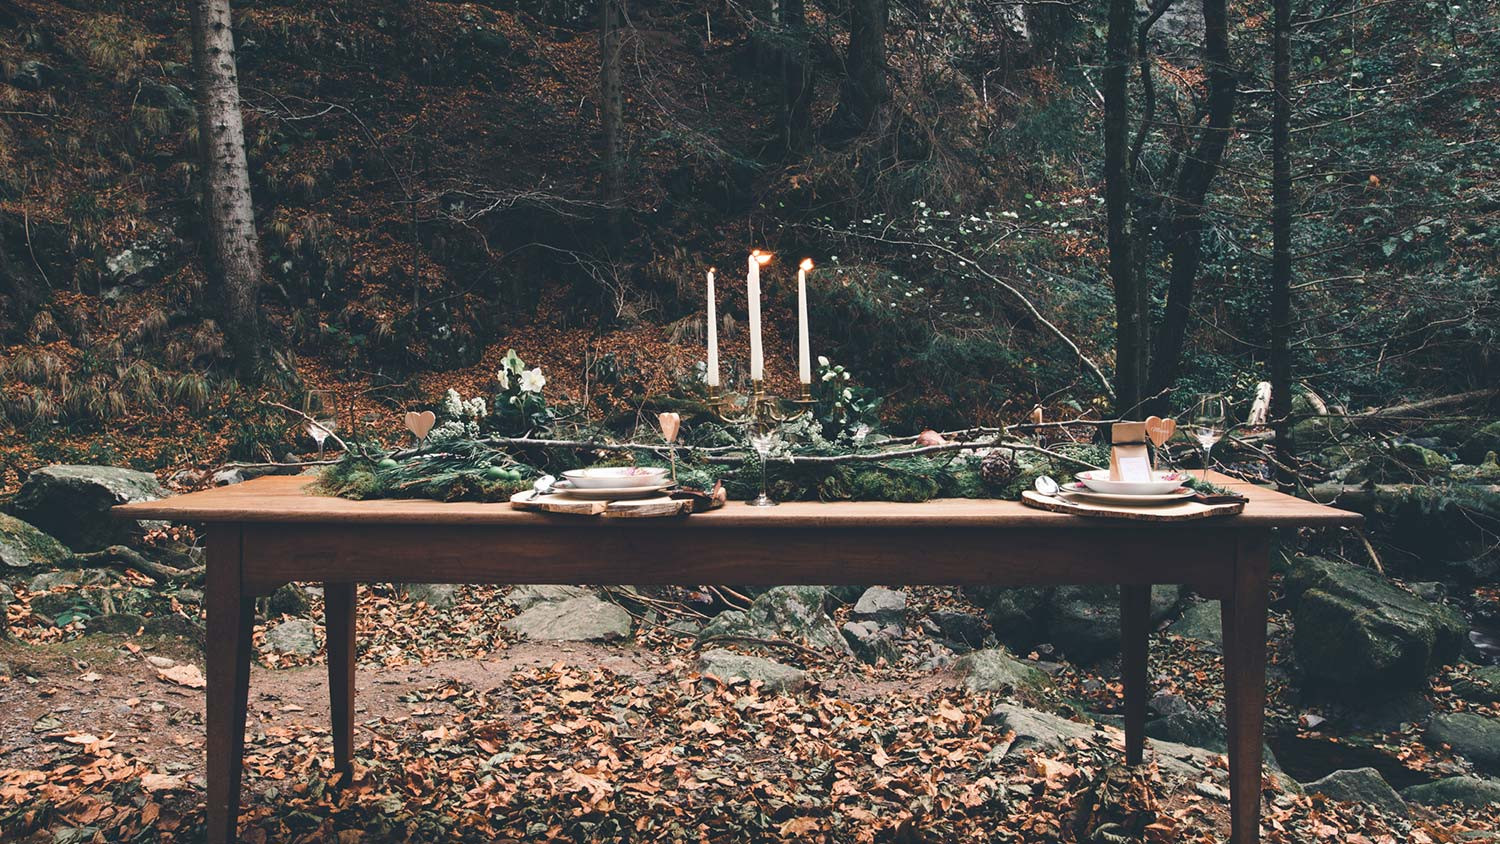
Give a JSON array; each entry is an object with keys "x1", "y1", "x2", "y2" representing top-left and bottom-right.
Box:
[{"x1": 234, "y1": 522, "x2": 1252, "y2": 598}]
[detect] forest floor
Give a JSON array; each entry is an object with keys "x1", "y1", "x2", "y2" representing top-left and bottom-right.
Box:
[{"x1": 2, "y1": 584, "x2": 1497, "y2": 843}]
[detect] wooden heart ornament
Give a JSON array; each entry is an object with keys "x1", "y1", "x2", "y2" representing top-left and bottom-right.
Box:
[
  {"x1": 658, "y1": 412, "x2": 681, "y2": 444},
  {"x1": 1144, "y1": 416, "x2": 1176, "y2": 447},
  {"x1": 405, "y1": 410, "x2": 436, "y2": 441}
]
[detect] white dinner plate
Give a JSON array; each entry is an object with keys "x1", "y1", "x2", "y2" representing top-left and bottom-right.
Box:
[
  {"x1": 562, "y1": 466, "x2": 671, "y2": 489},
  {"x1": 1074, "y1": 469, "x2": 1191, "y2": 496},
  {"x1": 551, "y1": 480, "x2": 675, "y2": 500},
  {"x1": 1060, "y1": 482, "x2": 1195, "y2": 505}
]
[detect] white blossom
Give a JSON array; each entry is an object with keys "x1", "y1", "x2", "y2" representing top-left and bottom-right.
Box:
[
  {"x1": 519, "y1": 368, "x2": 546, "y2": 393},
  {"x1": 496, "y1": 368, "x2": 511, "y2": 390}
]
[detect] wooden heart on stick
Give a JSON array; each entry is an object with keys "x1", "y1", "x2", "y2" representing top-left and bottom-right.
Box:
[
  {"x1": 405, "y1": 410, "x2": 436, "y2": 441},
  {"x1": 1144, "y1": 416, "x2": 1176, "y2": 448},
  {"x1": 658, "y1": 412, "x2": 681, "y2": 444}
]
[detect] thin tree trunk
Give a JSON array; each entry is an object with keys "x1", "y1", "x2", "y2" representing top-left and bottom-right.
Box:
[
  {"x1": 189, "y1": 0, "x2": 264, "y2": 379},
  {"x1": 780, "y1": 0, "x2": 812, "y2": 153},
  {"x1": 827, "y1": 0, "x2": 888, "y2": 143},
  {"x1": 600, "y1": 0, "x2": 625, "y2": 242},
  {"x1": 1269, "y1": 0, "x2": 1294, "y2": 490},
  {"x1": 1146, "y1": 0, "x2": 1238, "y2": 404},
  {"x1": 1104, "y1": 0, "x2": 1144, "y2": 416}
]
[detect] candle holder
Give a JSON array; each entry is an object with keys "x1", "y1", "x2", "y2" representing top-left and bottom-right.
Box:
[{"x1": 708, "y1": 381, "x2": 816, "y2": 506}]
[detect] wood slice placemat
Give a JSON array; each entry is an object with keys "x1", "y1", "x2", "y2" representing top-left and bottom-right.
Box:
[
  {"x1": 1020, "y1": 490, "x2": 1245, "y2": 521},
  {"x1": 510, "y1": 490, "x2": 691, "y2": 518}
]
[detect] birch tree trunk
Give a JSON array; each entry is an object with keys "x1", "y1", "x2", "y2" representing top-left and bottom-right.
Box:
[
  {"x1": 1269, "y1": 0, "x2": 1295, "y2": 489},
  {"x1": 189, "y1": 0, "x2": 264, "y2": 378},
  {"x1": 1104, "y1": 0, "x2": 1144, "y2": 416}
]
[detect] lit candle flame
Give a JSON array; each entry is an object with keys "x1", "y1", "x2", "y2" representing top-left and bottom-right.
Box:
[
  {"x1": 799, "y1": 258, "x2": 814, "y2": 272},
  {"x1": 752, "y1": 249, "x2": 773, "y2": 265}
]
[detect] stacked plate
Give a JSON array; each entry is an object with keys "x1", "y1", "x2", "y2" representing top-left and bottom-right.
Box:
[
  {"x1": 553, "y1": 467, "x2": 674, "y2": 500},
  {"x1": 1062, "y1": 470, "x2": 1194, "y2": 505}
]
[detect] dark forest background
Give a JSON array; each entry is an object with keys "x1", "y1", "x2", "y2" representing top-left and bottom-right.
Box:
[{"x1": 0, "y1": 0, "x2": 1496, "y2": 475}]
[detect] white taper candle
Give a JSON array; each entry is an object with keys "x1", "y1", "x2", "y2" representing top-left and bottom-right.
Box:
[
  {"x1": 705, "y1": 268, "x2": 720, "y2": 387},
  {"x1": 747, "y1": 250, "x2": 767, "y2": 381},
  {"x1": 797, "y1": 258, "x2": 813, "y2": 384}
]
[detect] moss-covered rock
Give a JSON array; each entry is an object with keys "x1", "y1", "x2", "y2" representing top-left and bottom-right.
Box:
[
  {"x1": 1430, "y1": 712, "x2": 1500, "y2": 773},
  {"x1": 1289, "y1": 556, "x2": 1467, "y2": 690},
  {"x1": 9, "y1": 465, "x2": 166, "y2": 552},
  {"x1": 699, "y1": 586, "x2": 851, "y2": 656},
  {"x1": 1391, "y1": 443, "x2": 1452, "y2": 477},
  {"x1": 0, "y1": 513, "x2": 73, "y2": 574},
  {"x1": 955, "y1": 648, "x2": 1054, "y2": 698}
]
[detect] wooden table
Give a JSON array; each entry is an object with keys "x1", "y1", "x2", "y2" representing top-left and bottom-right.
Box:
[{"x1": 115, "y1": 472, "x2": 1358, "y2": 844}]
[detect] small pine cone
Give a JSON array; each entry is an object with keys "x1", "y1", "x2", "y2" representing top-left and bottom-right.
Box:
[{"x1": 980, "y1": 448, "x2": 1018, "y2": 485}]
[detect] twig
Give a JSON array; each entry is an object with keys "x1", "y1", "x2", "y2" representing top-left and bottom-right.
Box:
[
  {"x1": 263, "y1": 401, "x2": 352, "y2": 454},
  {"x1": 74, "y1": 546, "x2": 205, "y2": 583},
  {"x1": 1351, "y1": 528, "x2": 1385, "y2": 576}
]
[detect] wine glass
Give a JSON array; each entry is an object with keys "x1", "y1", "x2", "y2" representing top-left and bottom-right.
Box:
[
  {"x1": 1188, "y1": 394, "x2": 1229, "y2": 482},
  {"x1": 748, "y1": 426, "x2": 780, "y2": 507},
  {"x1": 303, "y1": 390, "x2": 340, "y2": 459}
]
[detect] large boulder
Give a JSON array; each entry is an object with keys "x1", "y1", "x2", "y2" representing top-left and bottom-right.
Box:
[
  {"x1": 1287, "y1": 557, "x2": 1467, "y2": 690},
  {"x1": 967, "y1": 585, "x2": 1049, "y2": 649},
  {"x1": 1167, "y1": 599, "x2": 1223, "y2": 651},
  {"x1": 9, "y1": 465, "x2": 166, "y2": 552},
  {"x1": 986, "y1": 703, "x2": 1218, "y2": 781},
  {"x1": 503, "y1": 584, "x2": 596, "y2": 611},
  {"x1": 264, "y1": 619, "x2": 318, "y2": 656},
  {"x1": 954, "y1": 648, "x2": 1054, "y2": 699},
  {"x1": 1305, "y1": 768, "x2": 1407, "y2": 817},
  {"x1": 699, "y1": 586, "x2": 851, "y2": 656},
  {"x1": 1047, "y1": 585, "x2": 1181, "y2": 663},
  {"x1": 502, "y1": 595, "x2": 631, "y2": 642},
  {"x1": 697, "y1": 649, "x2": 806, "y2": 692},
  {"x1": 0, "y1": 513, "x2": 73, "y2": 574},
  {"x1": 1454, "y1": 666, "x2": 1500, "y2": 704},
  {"x1": 851, "y1": 587, "x2": 906, "y2": 624},
  {"x1": 1402, "y1": 777, "x2": 1500, "y2": 809},
  {"x1": 1429, "y1": 712, "x2": 1500, "y2": 773}
]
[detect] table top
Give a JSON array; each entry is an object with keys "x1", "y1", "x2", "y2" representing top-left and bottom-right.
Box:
[{"x1": 115, "y1": 471, "x2": 1360, "y2": 530}]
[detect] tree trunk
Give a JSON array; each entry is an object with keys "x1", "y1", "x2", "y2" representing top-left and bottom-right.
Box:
[
  {"x1": 189, "y1": 0, "x2": 264, "y2": 379},
  {"x1": 779, "y1": 0, "x2": 812, "y2": 153},
  {"x1": 1269, "y1": 0, "x2": 1294, "y2": 490},
  {"x1": 1145, "y1": 0, "x2": 1238, "y2": 405},
  {"x1": 600, "y1": 0, "x2": 625, "y2": 241},
  {"x1": 1104, "y1": 0, "x2": 1144, "y2": 416},
  {"x1": 826, "y1": 0, "x2": 888, "y2": 143}
]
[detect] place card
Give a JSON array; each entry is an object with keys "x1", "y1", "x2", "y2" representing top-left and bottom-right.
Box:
[{"x1": 1109, "y1": 421, "x2": 1153, "y2": 483}]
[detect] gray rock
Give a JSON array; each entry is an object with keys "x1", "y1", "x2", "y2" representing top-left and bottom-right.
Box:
[
  {"x1": 265, "y1": 618, "x2": 318, "y2": 655},
  {"x1": 1455, "y1": 666, "x2": 1500, "y2": 704},
  {"x1": 1402, "y1": 776, "x2": 1500, "y2": 808},
  {"x1": 955, "y1": 648, "x2": 1053, "y2": 697},
  {"x1": 699, "y1": 586, "x2": 851, "y2": 656},
  {"x1": 851, "y1": 587, "x2": 906, "y2": 622},
  {"x1": 697, "y1": 649, "x2": 806, "y2": 692},
  {"x1": 10, "y1": 60, "x2": 58, "y2": 91},
  {"x1": 1168, "y1": 600, "x2": 1223, "y2": 651},
  {"x1": 405, "y1": 583, "x2": 458, "y2": 609},
  {"x1": 9, "y1": 465, "x2": 167, "y2": 552},
  {"x1": 0, "y1": 513, "x2": 73, "y2": 573},
  {"x1": 503, "y1": 584, "x2": 595, "y2": 611},
  {"x1": 138, "y1": 80, "x2": 195, "y2": 118},
  {"x1": 266, "y1": 584, "x2": 312, "y2": 618},
  {"x1": 502, "y1": 595, "x2": 631, "y2": 641},
  {"x1": 841, "y1": 620, "x2": 901, "y2": 665},
  {"x1": 1430, "y1": 712, "x2": 1500, "y2": 772},
  {"x1": 1288, "y1": 556, "x2": 1467, "y2": 690},
  {"x1": 211, "y1": 468, "x2": 245, "y2": 486},
  {"x1": 968, "y1": 586, "x2": 1049, "y2": 649},
  {"x1": 1150, "y1": 691, "x2": 1195, "y2": 718},
  {"x1": 1146, "y1": 711, "x2": 1227, "y2": 753},
  {"x1": 103, "y1": 241, "x2": 169, "y2": 288},
  {"x1": 930, "y1": 610, "x2": 990, "y2": 650},
  {"x1": 986, "y1": 703, "x2": 1219, "y2": 780},
  {"x1": 28, "y1": 569, "x2": 114, "y2": 591},
  {"x1": 1305, "y1": 768, "x2": 1408, "y2": 817},
  {"x1": 88, "y1": 613, "x2": 146, "y2": 635},
  {"x1": 1047, "y1": 585, "x2": 1180, "y2": 663}
]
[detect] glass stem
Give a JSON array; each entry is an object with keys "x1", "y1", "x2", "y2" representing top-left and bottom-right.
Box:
[
  {"x1": 760, "y1": 453, "x2": 769, "y2": 499},
  {"x1": 1201, "y1": 447, "x2": 1210, "y2": 482}
]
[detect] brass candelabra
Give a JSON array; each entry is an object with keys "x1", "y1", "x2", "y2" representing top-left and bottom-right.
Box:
[{"x1": 705, "y1": 381, "x2": 815, "y2": 506}]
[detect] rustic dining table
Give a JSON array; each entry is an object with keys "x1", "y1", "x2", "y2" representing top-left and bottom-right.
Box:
[{"x1": 115, "y1": 471, "x2": 1359, "y2": 844}]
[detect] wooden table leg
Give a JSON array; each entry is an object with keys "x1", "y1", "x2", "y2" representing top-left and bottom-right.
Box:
[
  {"x1": 206, "y1": 528, "x2": 253, "y2": 844},
  {"x1": 1221, "y1": 531, "x2": 1271, "y2": 844},
  {"x1": 1121, "y1": 584, "x2": 1151, "y2": 766},
  {"x1": 325, "y1": 582, "x2": 357, "y2": 781}
]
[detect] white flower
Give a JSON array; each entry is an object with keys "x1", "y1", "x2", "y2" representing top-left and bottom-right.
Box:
[
  {"x1": 519, "y1": 368, "x2": 546, "y2": 393},
  {"x1": 441, "y1": 388, "x2": 463, "y2": 416},
  {"x1": 496, "y1": 368, "x2": 510, "y2": 390}
]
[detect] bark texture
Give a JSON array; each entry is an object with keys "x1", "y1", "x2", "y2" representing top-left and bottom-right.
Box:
[
  {"x1": 1270, "y1": 0, "x2": 1294, "y2": 489},
  {"x1": 189, "y1": 0, "x2": 264, "y2": 378},
  {"x1": 1104, "y1": 0, "x2": 1144, "y2": 416},
  {"x1": 827, "y1": 0, "x2": 889, "y2": 142}
]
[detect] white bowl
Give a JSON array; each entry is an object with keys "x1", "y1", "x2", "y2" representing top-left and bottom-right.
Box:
[
  {"x1": 562, "y1": 466, "x2": 670, "y2": 489},
  {"x1": 1074, "y1": 469, "x2": 1189, "y2": 496}
]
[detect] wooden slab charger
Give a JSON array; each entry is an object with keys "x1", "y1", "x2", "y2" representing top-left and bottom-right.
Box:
[
  {"x1": 1020, "y1": 490, "x2": 1244, "y2": 521},
  {"x1": 509, "y1": 489, "x2": 691, "y2": 519}
]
